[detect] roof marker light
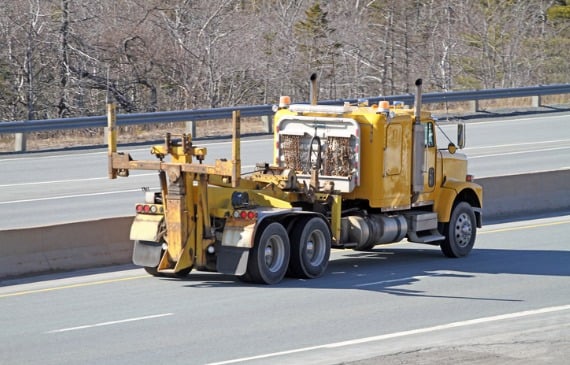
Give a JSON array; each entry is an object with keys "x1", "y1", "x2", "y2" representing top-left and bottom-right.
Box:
[
  {"x1": 378, "y1": 100, "x2": 390, "y2": 113},
  {"x1": 279, "y1": 96, "x2": 291, "y2": 108}
]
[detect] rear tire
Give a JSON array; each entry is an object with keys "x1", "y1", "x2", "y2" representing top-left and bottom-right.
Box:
[
  {"x1": 136, "y1": 240, "x2": 192, "y2": 278},
  {"x1": 288, "y1": 216, "x2": 331, "y2": 279},
  {"x1": 440, "y1": 202, "x2": 476, "y2": 258},
  {"x1": 245, "y1": 222, "x2": 290, "y2": 284},
  {"x1": 144, "y1": 265, "x2": 162, "y2": 277}
]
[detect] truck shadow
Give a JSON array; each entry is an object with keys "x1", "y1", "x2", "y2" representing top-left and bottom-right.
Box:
[{"x1": 180, "y1": 246, "x2": 570, "y2": 301}]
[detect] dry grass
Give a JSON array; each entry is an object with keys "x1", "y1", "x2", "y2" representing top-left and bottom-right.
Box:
[{"x1": 0, "y1": 117, "x2": 269, "y2": 153}]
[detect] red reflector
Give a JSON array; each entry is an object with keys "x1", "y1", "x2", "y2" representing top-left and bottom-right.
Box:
[{"x1": 247, "y1": 211, "x2": 256, "y2": 219}]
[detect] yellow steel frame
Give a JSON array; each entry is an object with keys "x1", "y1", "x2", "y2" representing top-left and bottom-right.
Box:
[{"x1": 107, "y1": 104, "x2": 241, "y2": 274}]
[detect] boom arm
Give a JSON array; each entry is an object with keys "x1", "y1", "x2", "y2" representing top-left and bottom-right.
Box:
[{"x1": 106, "y1": 104, "x2": 242, "y2": 274}]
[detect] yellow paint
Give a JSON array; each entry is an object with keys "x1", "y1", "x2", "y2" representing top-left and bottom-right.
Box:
[
  {"x1": 106, "y1": 103, "x2": 118, "y2": 179},
  {"x1": 330, "y1": 194, "x2": 342, "y2": 243},
  {"x1": 480, "y1": 220, "x2": 570, "y2": 234},
  {"x1": 0, "y1": 275, "x2": 149, "y2": 299},
  {"x1": 273, "y1": 103, "x2": 482, "y2": 224}
]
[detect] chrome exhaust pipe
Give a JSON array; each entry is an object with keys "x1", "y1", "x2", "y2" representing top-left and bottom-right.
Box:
[
  {"x1": 414, "y1": 78, "x2": 422, "y2": 124},
  {"x1": 310, "y1": 73, "x2": 318, "y2": 105}
]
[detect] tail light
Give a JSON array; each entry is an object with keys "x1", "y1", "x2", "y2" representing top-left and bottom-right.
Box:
[
  {"x1": 233, "y1": 210, "x2": 258, "y2": 220},
  {"x1": 136, "y1": 204, "x2": 164, "y2": 214}
]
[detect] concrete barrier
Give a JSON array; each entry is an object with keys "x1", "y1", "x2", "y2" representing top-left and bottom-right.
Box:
[
  {"x1": 477, "y1": 169, "x2": 570, "y2": 222},
  {"x1": 1, "y1": 170, "x2": 569, "y2": 279},
  {"x1": 0, "y1": 217, "x2": 134, "y2": 279}
]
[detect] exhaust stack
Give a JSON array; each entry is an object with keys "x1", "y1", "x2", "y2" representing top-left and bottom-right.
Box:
[
  {"x1": 310, "y1": 73, "x2": 318, "y2": 105},
  {"x1": 414, "y1": 79, "x2": 423, "y2": 124},
  {"x1": 412, "y1": 79, "x2": 425, "y2": 197}
]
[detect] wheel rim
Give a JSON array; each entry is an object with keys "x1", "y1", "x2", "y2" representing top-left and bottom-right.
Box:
[
  {"x1": 305, "y1": 230, "x2": 326, "y2": 265},
  {"x1": 264, "y1": 235, "x2": 286, "y2": 273},
  {"x1": 454, "y1": 212, "x2": 473, "y2": 248}
]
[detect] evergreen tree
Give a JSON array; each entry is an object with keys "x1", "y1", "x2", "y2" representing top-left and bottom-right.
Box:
[{"x1": 293, "y1": 1, "x2": 341, "y2": 99}]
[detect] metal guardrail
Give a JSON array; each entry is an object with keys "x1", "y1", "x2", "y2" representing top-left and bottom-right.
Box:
[{"x1": 1, "y1": 84, "x2": 570, "y2": 134}]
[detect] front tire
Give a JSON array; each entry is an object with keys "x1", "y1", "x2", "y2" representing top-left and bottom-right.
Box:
[
  {"x1": 288, "y1": 216, "x2": 331, "y2": 279},
  {"x1": 440, "y1": 202, "x2": 476, "y2": 258},
  {"x1": 245, "y1": 222, "x2": 290, "y2": 285}
]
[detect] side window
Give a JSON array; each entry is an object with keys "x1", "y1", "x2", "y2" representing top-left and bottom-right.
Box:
[{"x1": 424, "y1": 122, "x2": 435, "y2": 148}]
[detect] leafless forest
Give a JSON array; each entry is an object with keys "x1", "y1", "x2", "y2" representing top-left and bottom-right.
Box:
[{"x1": 1, "y1": 0, "x2": 569, "y2": 122}]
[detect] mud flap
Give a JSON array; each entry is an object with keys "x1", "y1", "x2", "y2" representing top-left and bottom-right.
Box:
[
  {"x1": 132, "y1": 240, "x2": 163, "y2": 267},
  {"x1": 216, "y1": 246, "x2": 249, "y2": 276}
]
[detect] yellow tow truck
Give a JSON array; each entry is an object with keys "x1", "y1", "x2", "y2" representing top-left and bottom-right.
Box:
[{"x1": 107, "y1": 77, "x2": 482, "y2": 284}]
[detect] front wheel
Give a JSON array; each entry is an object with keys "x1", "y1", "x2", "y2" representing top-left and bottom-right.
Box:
[
  {"x1": 440, "y1": 202, "x2": 476, "y2": 258},
  {"x1": 244, "y1": 222, "x2": 290, "y2": 285}
]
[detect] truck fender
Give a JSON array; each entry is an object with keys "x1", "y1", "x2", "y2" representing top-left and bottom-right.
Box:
[
  {"x1": 129, "y1": 214, "x2": 164, "y2": 242},
  {"x1": 435, "y1": 181, "x2": 483, "y2": 225},
  {"x1": 434, "y1": 187, "x2": 458, "y2": 223},
  {"x1": 217, "y1": 210, "x2": 309, "y2": 275},
  {"x1": 129, "y1": 214, "x2": 165, "y2": 268},
  {"x1": 221, "y1": 223, "x2": 255, "y2": 248}
]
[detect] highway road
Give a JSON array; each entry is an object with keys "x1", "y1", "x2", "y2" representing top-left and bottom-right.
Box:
[
  {"x1": 1, "y1": 112, "x2": 569, "y2": 229},
  {"x1": 1, "y1": 214, "x2": 569, "y2": 364}
]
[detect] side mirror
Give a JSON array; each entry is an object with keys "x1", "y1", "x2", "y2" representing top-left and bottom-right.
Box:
[
  {"x1": 448, "y1": 143, "x2": 457, "y2": 154},
  {"x1": 457, "y1": 123, "x2": 466, "y2": 149}
]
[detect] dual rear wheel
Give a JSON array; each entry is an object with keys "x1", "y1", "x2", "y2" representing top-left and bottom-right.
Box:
[{"x1": 243, "y1": 216, "x2": 331, "y2": 285}]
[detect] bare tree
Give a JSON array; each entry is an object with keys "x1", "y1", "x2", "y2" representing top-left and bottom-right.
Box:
[{"x1": 0, "y1": 0, "x2": 569, "y2": 124}]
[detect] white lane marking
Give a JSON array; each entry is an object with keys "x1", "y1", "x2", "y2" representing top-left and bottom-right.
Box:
[
  {"x1": 47, "y1": 313, "x2": 173, "y2": 334},
  {"x1": 0, "y1": 165, "x2": 260, "y2": 204},
  {"x1": 0, "y1": 165, "x2": 257, "y2": 191},
  {"x1": 463, "y1": 138, "x2": 570, "y2": 150},
  {"x1": 0, "y1": 150, "x2": 108, "y2": 162},
  {"x1": 469, "y1": 146, "x2": 570, "y2": 159},
  {"x1": 466, "y1": 113, "x2": 570, "y2": 125},
  {"x1": 206, "y1": 304, "x2": 570, "y2": 365},
  {"x1": 0, "y1": 189, "x2": 143, "y2": 205},
  {"x1": 0, "y1": 173, "x2": 156, "y2": 188},
  {"x1": 0, "y1": 138, "x2": 271, "y2": 162}
]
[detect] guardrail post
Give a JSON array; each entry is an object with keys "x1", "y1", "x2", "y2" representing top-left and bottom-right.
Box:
[
  {"x1": 532, "y1": 95, "x2": 542, "y2": 108},
  {"x1": 469, "y1": 100, "x2": 481, "y2": 113},
  {"x1": 186, "y1": 121, "x2": 196, "y2": 138},
  {"x1": 14, "y1": 132, "x2": 26, "y2": 152},
  {"x1": 262, "y1": 115, "x2": 272, "y2": 133}
]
